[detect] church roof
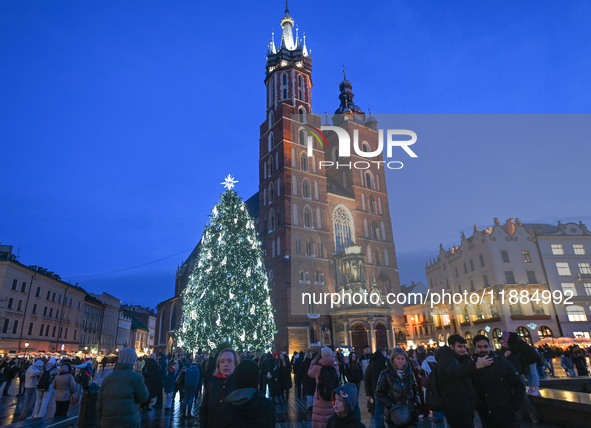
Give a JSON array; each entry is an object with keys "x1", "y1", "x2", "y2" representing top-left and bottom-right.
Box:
[
  {"x1": 244, "y1": 192, "x2": 260, "y2": 219},
  {"x1": 327, "y1": 177, "x2": 355, "y2": 199}
]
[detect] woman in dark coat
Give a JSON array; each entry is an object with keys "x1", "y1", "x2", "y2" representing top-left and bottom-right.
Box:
[
  {"x1": 343, "y1": 352, "x2": 363, "y2": 395},
  {"x1": 278, "y1": 353, "x2": 292, "y2": 402},
  {"x1": 375, "y1": 348, "x2": 419, "y2": 428},
  {"x1": 200, "y1": 348, "x2": 238, "y2": 428},
  {"x1": 266, "y1": 353, "x2": 282, "y2": 404},
  {"x1": 300, "y1": 351, "x2": 316, "y2": 412}
]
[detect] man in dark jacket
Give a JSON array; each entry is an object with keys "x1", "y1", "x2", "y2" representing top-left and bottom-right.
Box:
[
  {"x1": 141, "y1": 353, "x2": 159, "y2": 411},
  {"x1": 213, "y1": 360, "x2": 274, "y2": 428},
  {"x1": 154, "y1": 352, "x2": 167, "y2": 408},
  {"x1": 435, "y1": 334, "x2": 492, "y2": 428},
  {"x1": 369, "y1": 348, "x2": 387, "y2": 428},
  {"x1": 472, "y1": 335, "x2": 525, "y2": 428}
]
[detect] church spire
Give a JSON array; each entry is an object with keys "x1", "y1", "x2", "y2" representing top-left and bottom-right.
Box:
[{"x1": 280, "y1": 0, "x2": 296, "y2": 50}]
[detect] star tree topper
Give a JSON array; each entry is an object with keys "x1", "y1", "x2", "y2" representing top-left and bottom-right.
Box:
[{"x1": 221, "y1": 174, "x2": 239, "y2": 190}]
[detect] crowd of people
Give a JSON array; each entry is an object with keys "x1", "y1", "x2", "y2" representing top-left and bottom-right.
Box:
[
  {"x1": 0, "y1": 354, "x2": 97, "y2": 420},
  {"x1": 0, "y1": 335, "x2": 589, "y2": 428}
]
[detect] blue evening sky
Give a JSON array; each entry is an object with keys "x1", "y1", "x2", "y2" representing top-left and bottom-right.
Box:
[{"x1": 1, "y1": 1, "x2": 590, "y2": 307}]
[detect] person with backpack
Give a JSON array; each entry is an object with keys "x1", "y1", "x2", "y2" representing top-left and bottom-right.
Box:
[
  {"x1": 182, "y1": 360, "x2": 200, "y2": 419},
  {"x1": 308, "y1": 347, "x2": 340, "y2": 428},
  {"x1": 375, "y1": 347, "x2": 419, "y2": 428},
  {"x1": 472, "y1": 335, "x2": 525, "y2": 428},
  {"x1": 435, "y1": 334, "x2": 492, "y2": 428},
  {"x1": 17, "y1": 360, "x2": 43, "y2": 421},
  {"x1": 212, "y1": 359, "x2": 275, "y2": 428},
  {"x1": 420, "y1": 353, "x2": 443, "y2": 422},
  {"x1": 326, "y1": 383, "x2": 366, "y2": 428},
  {"x1": 74, "y1": 359, "x2": 93, "y2": 390},
  {"x1": 32, "y1": 357, "x2": 59, "y2": 418},
  {"x1": 52, "y1": 364, "x2": 77, "y2": 417}
]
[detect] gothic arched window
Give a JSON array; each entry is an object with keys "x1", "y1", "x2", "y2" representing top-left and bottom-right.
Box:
[
  {"x1": 369, "y1": 195, "x2": 376, "y2": 214},
  {"x1": 365, "y1": 171, "x2": 374, "y2": 189},
  {"x1": 305, "y1": 239, "x2": 313, "y2": 256},
  {"x1": 283, "y1": 74, "x2": 287, "y2": 85},
  {"x1": 269, "y1": 208, "x2": 275, "y2": 231},
  {"x1": 295, "y1": 235, "x2": 301, "y2": 255},
  {"x1": 283, "y1": 89, "x2": 287, "y2": 99},
  {"x1": 268, "y1": 182, "x2": 274, "y2": 203},
  {"x1": 304, "y1": 206, "x2": 313, "y2": 228},
  {"x1": 302, "y1": 178, "x2": 311, "y2": 198},
  {"x1": 299, "y1": 129, "x2": 306, "y2": 145},
  {"x1": 268, "y1": 132, "x2": 274, "y2": 152},
  {"x1": 299, "y1": 106, "x2": 306, "y2": 123},
  {"x1": 268, "y1": 110, "x2": 274, "y2": 128},
  {"x1": 170, "y1": 304, "x2": 177, "y2": 331},
  {"x1": 301, "y1": 152, "x2": 309, "y2": 172},
  {"x1": 333, "y1": 206, "x2": 354, "y2": 252}
]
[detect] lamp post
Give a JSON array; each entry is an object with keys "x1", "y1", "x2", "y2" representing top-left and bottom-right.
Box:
[{"x1": 24, "y1": 342, "x2": 29, "y2": 359}]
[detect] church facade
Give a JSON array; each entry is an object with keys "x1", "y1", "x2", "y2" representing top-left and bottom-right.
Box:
[{"x1": 155, "y1": 5, "x2": 406, "y2": 355}]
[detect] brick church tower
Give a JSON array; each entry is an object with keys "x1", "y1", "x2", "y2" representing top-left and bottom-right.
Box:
[{"x1": 258, "y1": 5, "x2": 405, "y2": 354}]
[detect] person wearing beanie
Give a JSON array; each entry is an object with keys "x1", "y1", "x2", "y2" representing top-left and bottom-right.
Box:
[
  {"x1": 213, "y1": 360, "x2": 275, "y2": 428},
  {"x1": 327, "y1": 383, "x2": 366, "y2": 428},
  {"x1": 97, "y1": 347, "x2": 149, "y2": 428},
  {"x1": 308, "y1": 348, "x2": 341, "y2": 428},
  {"x1": 18, "y1": 360, "x2": 44, "y2": 421},
  {"x1": 32, "y1": 357, "x2": 59, "y2": 418},
  {"x1": 52, "y1": 364, "x2": 77, "y2": 417}
]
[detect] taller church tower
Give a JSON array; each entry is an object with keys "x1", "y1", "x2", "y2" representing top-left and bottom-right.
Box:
[{"x1": 259, "y1": 5, "x2": 405, "y2": 353}]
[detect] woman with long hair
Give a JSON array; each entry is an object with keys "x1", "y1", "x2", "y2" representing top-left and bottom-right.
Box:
[{"x1": 278, "y1": 353, "x2": 292, "y2": 402}]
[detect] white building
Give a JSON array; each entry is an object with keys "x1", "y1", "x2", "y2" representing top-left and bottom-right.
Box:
[
  {"x1": 116, "y1": 311, "x2": 132, "y2": 349},
  {"x1": 425, "y1": 218, "x2": 560, "y2": 350},
  {"x1": 90, "y1": 292, "x2": 120, "y2": 354},
  {"x1": 534, "y1": 221, "x2": 591, "y2": 338}
]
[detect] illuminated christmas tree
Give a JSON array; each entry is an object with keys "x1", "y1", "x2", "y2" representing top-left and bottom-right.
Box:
[{"x1": 177, "y1": 175, "x2": 276, "y2": 352}]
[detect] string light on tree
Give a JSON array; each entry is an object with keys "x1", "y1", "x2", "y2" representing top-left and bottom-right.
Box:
[{"x1": 176, "y1": 175, "x2": 276, "y2": 352}]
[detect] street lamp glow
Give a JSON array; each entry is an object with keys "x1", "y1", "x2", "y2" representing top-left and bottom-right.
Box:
[{"x1": 25, "y1": 342, "x2": 29, "y2": 348}]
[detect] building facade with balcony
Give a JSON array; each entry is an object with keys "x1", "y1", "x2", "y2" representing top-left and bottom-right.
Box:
[
  {"x1": 0, "y1": 243, "x2": 86, "y2": 354},
  {"x1": 425, "y1": 218, "x2": 560, "y2": 350},
  {"x1": 534, "y1": 221, "x2": 591, "y2": 339}
]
